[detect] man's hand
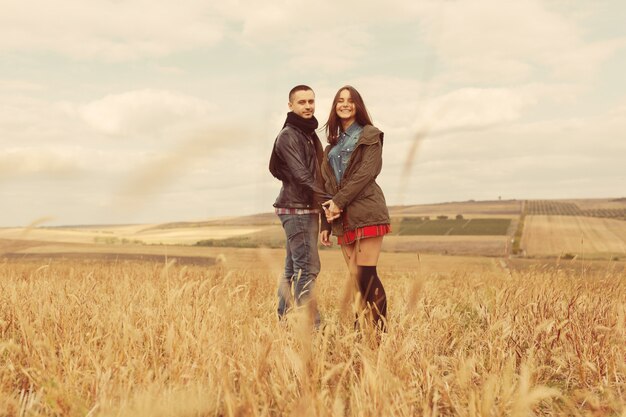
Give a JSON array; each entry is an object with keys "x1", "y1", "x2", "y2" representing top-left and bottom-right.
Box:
[
  {"x1": 320, "y1": 230, "x2": 332, "y2": 247},
  {"x1": 322, "y1": 199, "x2": 342, "y2": 222}
]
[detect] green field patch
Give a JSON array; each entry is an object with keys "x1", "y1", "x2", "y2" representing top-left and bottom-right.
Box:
[
  {"x1": 398, "y1": 218, "x2": 511, "y2": 236},
  {"x1": 195, "y1": 226, "x2": 286, "y2": 249}
]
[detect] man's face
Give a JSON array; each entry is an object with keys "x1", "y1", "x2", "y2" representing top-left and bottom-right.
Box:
[{"x1": 288, "y1": 89, "x2": 315, "y2": 119}]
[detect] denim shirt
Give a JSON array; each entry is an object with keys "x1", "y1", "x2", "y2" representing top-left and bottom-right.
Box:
[{"x1": 328, "y1": 122, "x2": 363, "y2": 184}]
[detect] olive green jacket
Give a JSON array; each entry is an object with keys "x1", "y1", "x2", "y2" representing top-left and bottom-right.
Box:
[{"x1": 321, "y1": 124, "x2": 390, "y2": 236}]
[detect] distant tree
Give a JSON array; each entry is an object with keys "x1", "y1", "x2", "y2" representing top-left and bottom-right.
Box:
[
  {"x1": 456, "y1": 214, "x2": 464, "y2": 220},
  {"x1": 437, "y1": 215, "x2": 448, "y2": 220}
]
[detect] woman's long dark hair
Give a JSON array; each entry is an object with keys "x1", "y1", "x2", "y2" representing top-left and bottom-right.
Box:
[{"x1": 324, "y1": 85, "x2": 373, "y2": 146}]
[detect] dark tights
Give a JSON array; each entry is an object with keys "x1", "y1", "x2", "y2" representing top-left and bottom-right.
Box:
[{"x1": 356, "y1": 265, "x2": 387, "y2": 331}]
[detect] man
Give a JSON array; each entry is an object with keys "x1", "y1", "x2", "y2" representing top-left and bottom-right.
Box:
[{"x1": 269, "y1": 85, "x2": 329, "y2": 326}]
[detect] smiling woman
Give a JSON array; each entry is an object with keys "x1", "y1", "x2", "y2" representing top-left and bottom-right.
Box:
[{"x1": 320, "y1": 85, "x2": 391, "y2": 333}]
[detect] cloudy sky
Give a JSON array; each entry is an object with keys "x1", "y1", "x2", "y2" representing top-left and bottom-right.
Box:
[{"x1": 1, "y1": 0, "x2": 625, "y2": 227}]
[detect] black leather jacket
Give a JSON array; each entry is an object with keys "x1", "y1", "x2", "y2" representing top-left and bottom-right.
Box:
[{"x1": 270, "y1": 123, "x2": 329, "y2": 209}]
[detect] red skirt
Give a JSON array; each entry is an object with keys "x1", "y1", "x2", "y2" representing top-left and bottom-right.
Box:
[{"x1": 337, "y1": 224, "x2": 391, "y2": 245}]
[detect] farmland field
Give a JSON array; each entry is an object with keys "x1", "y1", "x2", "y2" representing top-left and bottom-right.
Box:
[
  {"x1": 526, "y1": 199, "x2": 626, "y2": 220},
  {"x1": 397, "y1": 218, "x2": 512, "y2": 236},
  {"x1": 521, "y1": 215, "x2": 626, "y2": 258},
  {"x1": 389, "y1": 200, "x2": 522, "y2": 217},
  {"x1": 571, "y1": 197, "x2": 626, "y2": 211},
  {"x1": 3, "y1": 198, "x2": 626, "y2": 261},
  {"x1": 0, "y1": 238, "x2": 497, "y2": 274},
  {"x1": 383, "y1": 235, "x2": 510, "y2": 257},
  {"x1": 0, "y1": 212, "x2": 516, "y2": 258},
  {"x1": 0, "y1": 247, "x2": 624, "y2": 416},
  {"x1": 0, "y1": 224, "x2": 268, "y2": 246}
]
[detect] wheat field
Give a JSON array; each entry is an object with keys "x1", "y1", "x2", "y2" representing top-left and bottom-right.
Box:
[
  {"x1": 0, "y1": 256, "x2": 624, "y2": 416},
  {"x1": 521, "y1": 215, "x2": 626, "y2": 258}
]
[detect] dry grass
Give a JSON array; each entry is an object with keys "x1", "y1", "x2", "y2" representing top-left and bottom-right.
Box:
[{"x1": 0, "y1": 257, "x2": 624, "y2": 416}]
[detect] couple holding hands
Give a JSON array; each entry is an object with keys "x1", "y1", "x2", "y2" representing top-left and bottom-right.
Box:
[{"x1": 269, "y1": 84, "x2": 390, "y2": 333}]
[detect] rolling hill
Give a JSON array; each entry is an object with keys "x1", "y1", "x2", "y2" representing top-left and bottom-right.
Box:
[{"x1": 1, "y1": 198, "x2": 625, "y2": 259}]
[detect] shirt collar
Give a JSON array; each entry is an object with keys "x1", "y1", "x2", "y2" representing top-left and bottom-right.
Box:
[{"x1": 342, "y1": 122, "x2": 363, "y2": 137}]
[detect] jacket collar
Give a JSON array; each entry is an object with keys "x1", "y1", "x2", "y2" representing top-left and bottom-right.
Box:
[
  {"x1": 324, "y1": 124, "x2": 383, "y2": 156},
  {"x1": 357, "y1": 124, "x2": 383, "y2": 146}
]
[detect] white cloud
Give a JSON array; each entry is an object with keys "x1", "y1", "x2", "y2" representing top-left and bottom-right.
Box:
[
  {"x1": 0, "y1": 148, "x2": 83, "y2": 178},
  {"x1": 399, "y1": 82, "x2": 584, "y2": 137},
  {"x1": 608, "y1": 101, "x2": 626, "y2": 119},
  {"x1": 234, "y1": 1, "x2": 392, "y2": 72},
  {"x1": 80, "y1": 89, "x2": 216, "y2": 136},
  {"x1": 416, "y1": 0, "x2": 625, "y2": 83},
  {"x1": 384, "y1": 101, "x2": 626, "y2": 205},
  {"x1": 547, "y1": 38, "x2": 626, "y2": 79},
  {"x1": 0, "y1": 95, "x2": 87, "y2": 148},
  {"x1": 237, "y1": 0, "x2": 393, "y2": 41},
  {"x1": 239, "y1": 3, "x2": 291, "y2": 41},
  {"x1": 422, "y1": 88, "x2": 532, "y2": 131},
  {"x1": 287, "y1": 28, "x2": 372, "y2": 72},
  {"x1": 0, "y1": 0, "x2": 224, "y2": 61},
  {"x1": 0, "y1": 80, "x2": 45, "y2": 92}
]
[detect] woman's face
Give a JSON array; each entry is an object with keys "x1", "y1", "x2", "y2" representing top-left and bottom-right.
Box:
[{"x1": 335, "y1": 89, "x2": 356, "y2": 125}]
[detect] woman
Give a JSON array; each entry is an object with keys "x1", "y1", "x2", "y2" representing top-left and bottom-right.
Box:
[{"x1": 320, "y1": 85, "x2": 391, "y2": 332}]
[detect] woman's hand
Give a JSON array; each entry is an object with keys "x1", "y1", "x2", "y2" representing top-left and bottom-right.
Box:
[
  {"x1": 320, "y1": 230, "x2": 332, "y2": 247},
  {"x1": 322, "y1": 199, "x2": 342, "y2": 222}
]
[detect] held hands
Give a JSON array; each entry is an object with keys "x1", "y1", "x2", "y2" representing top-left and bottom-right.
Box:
[
  {"x1": 322, "y1": 199, "x2": 342, "y2": 223},
  {"x1": 320, "y1": 230, "x2": 332, "y2": 247},
  {"x1": 320, "y1": 199, "x2": 341, "y2": 247}
]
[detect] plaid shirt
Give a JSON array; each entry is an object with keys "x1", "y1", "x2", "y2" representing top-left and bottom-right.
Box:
[{"x1": 275, "y1": 207, "x2": 321, "y2": 215}]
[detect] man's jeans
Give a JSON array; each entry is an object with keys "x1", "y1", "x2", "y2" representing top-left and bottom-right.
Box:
[{"x1": 277, "y1": 213, "x2": 321, "y2": 324}]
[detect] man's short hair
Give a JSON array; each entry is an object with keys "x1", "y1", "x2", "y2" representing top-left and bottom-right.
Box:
[{"x1": 289, "y1": 85, "x2": 313, "y2": 103}]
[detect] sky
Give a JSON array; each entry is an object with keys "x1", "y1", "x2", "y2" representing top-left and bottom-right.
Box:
[{"x1": 1, "y1": 0, "x2": 625, "y2": 227}]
